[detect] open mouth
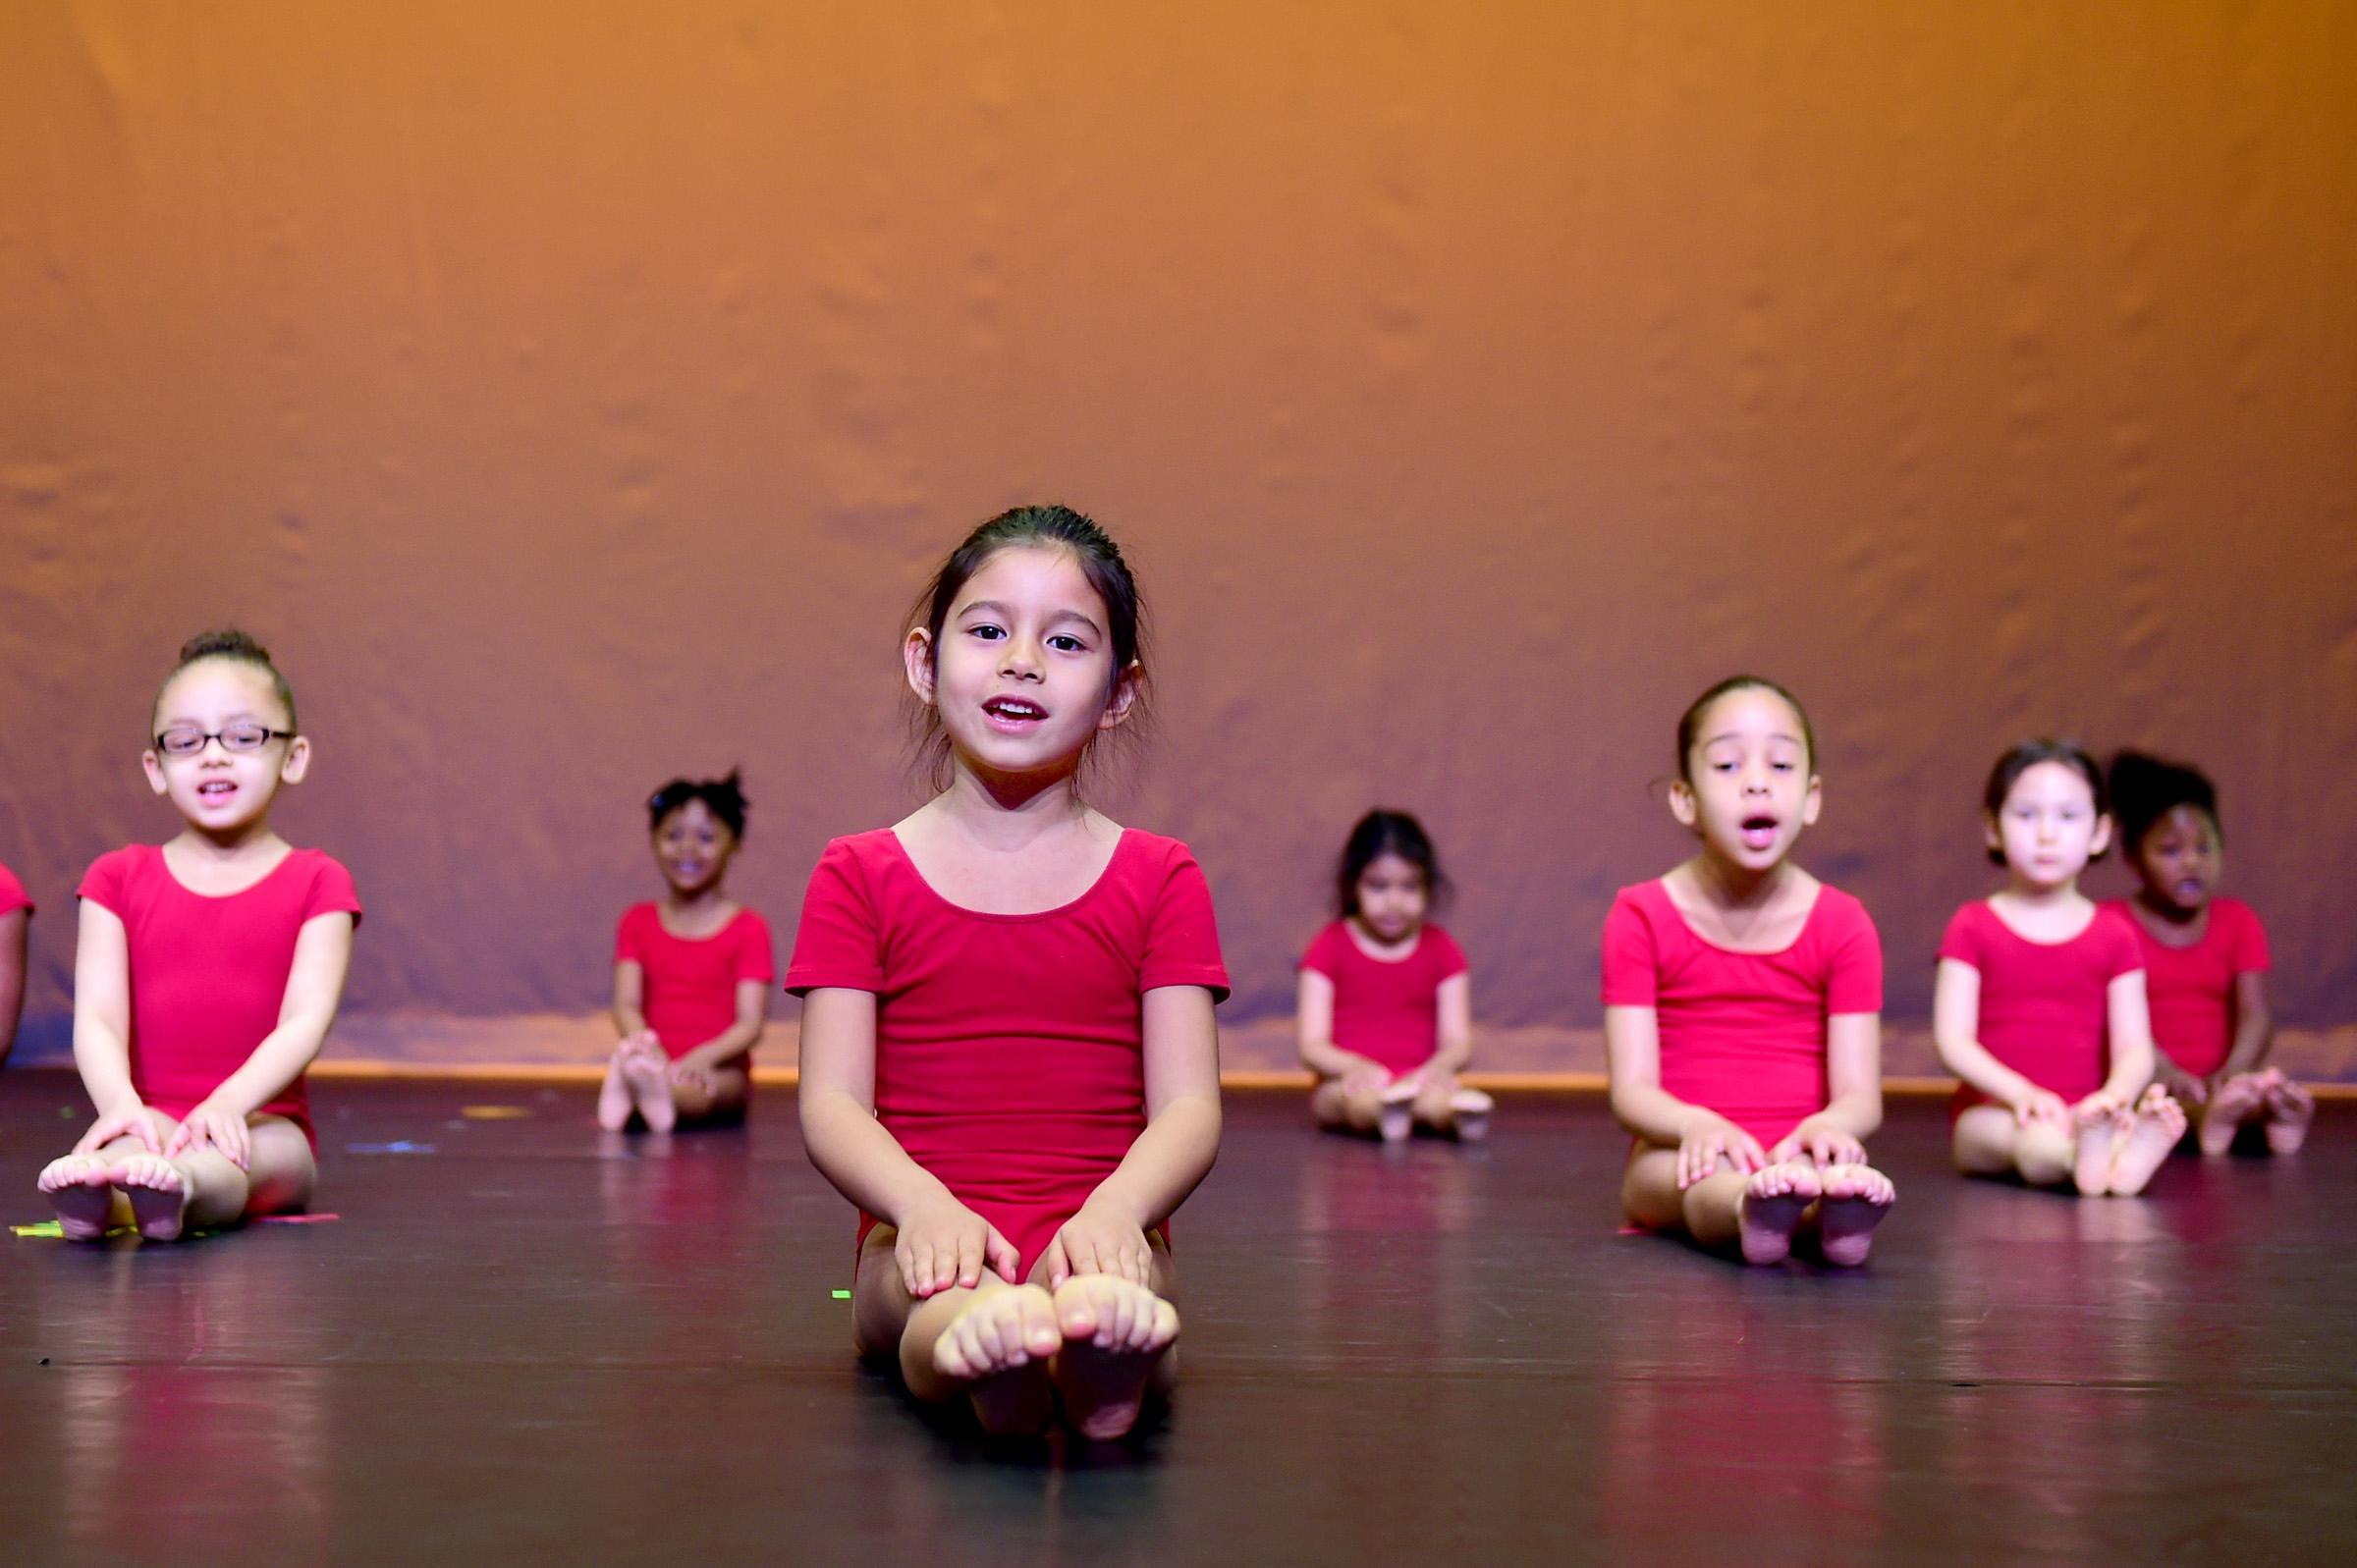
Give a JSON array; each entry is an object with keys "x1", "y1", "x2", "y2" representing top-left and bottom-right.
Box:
[
  {"x1": 1738, "y1": 814, "x2": 1779, "y2": 850},
  {"x1": 981, "y1": 696, "x2": 1049, "y2": 730},
  {"x1": 195, "y1": 781, "x2": 239, "y2": 804}
]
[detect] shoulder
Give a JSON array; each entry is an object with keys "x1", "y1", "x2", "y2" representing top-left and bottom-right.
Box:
[
  {"x1": 79, "y1": 844, "x2": 156, "y2": 905},
  {"x1": 803, "y1": 831, "x2": 902, "y2": 896},
  {"x1": 1110, "y1": 830, "x2": 1214, "y2": 901},
  {"x1": 617, "y1": 900, "x2": 659, "y2": 932},
  {"x1": 2211, "y1": 896, "x2": 2264, "y2": 935},
  {"x1": 1937, "y1": 900, "x2": 1992, "y2": 959},
  {"x1": 281, "y1": 848, "x2": 361, "y2": 920},
  {"x1": 1604, "y1": 879, "x2": 1672, "y2": 935},
  {"x1": 1806, "y1": 884, "x2": 1881, "y2": 948},
  {"x1": 1421, "y1": 922, "x2": 1469, "y2": 966},
  {"x1": 731, "y1": 906, "x2": 776, "y2": 943},
  {"x1": 1301, "y1": 919, "x2": 1351, "y2": 963}
]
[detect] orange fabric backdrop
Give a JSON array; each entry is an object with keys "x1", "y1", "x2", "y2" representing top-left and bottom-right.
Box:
[{"x1": 2, "y1": 3, "x2": 2351, "y2": 1068}]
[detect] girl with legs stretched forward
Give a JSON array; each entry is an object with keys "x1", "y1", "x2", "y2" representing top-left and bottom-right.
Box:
[
  {"x1": 37, "y1": 630, "x2": 358, "y2": 1241},
  {"x1": 599, "y1": 771, "x2": 773, "y2": 1132},
  {"x1": 1605, "y1": 677, "x2": 1896, "y2": 1267},
  {"x1": 1298, "y1": 811, "x2": 1492, "y2": 1142},
  {"x1": 791, "y1": 507, "x2": 1226, "y2": 1438},
  {"x1": 2106, "y1": 751, "x2": 2310, "y2": 1158},
  {"x1": 1938, "y1": 741, "x2": 2180, "y2": 1197}
]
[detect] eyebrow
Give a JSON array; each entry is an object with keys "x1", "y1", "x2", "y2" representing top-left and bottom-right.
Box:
[
  {"x1": 1703, "y1": 730, "x2": 1803, "y2": 746},
  {"x1": 959, "y1": 600, "x2": 1105, "y2": 637}
]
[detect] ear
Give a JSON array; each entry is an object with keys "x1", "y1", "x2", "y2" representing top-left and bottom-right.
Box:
[
  {"x1": 280, "y1": 735, "x2": 313, "y2": 784},
  {"x1": 1983, "y1": 814, "x2": 2003, "y2": 858},
  {"x1": 903, "y1": 627, "x2": 937, "y2": 707},
  {"x1": 141, "y1": 750, "x2": 169, "y2": 797},
  {"x1": 2089, "y1": 813, "x2": 2112, "y2": 860},
  {"x1": 1667, "y1": 778, "x2": 1699, "y2": 832},
  {"x1": 1097, "y1": 661, "x2": 1144, "y2": 732},
  {"x1": 1800, "y1": 774, "x2": 1823, "y2": 828}
]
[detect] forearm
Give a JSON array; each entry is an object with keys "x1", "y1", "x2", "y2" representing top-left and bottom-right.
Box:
[
  {"x1": 1936, "y1": 1037, "x2": 2038, "y2": 1106},
  {"x1": 682, "y1": 1020, "x2": 764, "y2": 1068},
  {"x1": 1299, "y1": 1036, "x2": 1377, "y2": 1079},
  {"x1": 1609, "y1": 1081, "x2": 1717, "y2": 1147},
  {"x1": 1422, "y1": 1033, "x2": 1473, "y2": 1077},
  {"x1": 1083, "y1": 1094, "x2": 1222, "y2": 1229},
  {"x1": 208, "y1": 1011, "x2": 337, "y2": 1117},
  {"x1": 2219, "y1": 1015, "x2": 2274, "y2": 1079},
  {"x1": 612, "y1": 1002, "x2": 650, "y2": 1037},
  {"x1": 800, "y1": 1089, "x2": 959, "y2": 1224},
  {"x1": 1799, "y1": 1086, "x2": 1882, "y2": 1142},
  {"x1": 72, "y1": 1022, "x2": 140, "y2": 1109},
  {"x1": 2098, "y1": 1041, "x2": 2156, "y2": 1103}
]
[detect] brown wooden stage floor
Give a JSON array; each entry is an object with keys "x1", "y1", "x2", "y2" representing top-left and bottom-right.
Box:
[{"x1": 2, "y1": 1072, "x2": 2349, "y2": 1565}]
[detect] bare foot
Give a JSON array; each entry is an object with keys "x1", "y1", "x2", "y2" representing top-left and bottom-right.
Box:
[
  {"x1": 1735, "y1": 1162, "x2": 1820, "y2": 1266},
  {"x1": 1450, "y1": 1088, "x2": 1494, "y2": 1144},
  {"x1": 620, "y1": 1043, "x2": 677, "y2": 1135},
  {"x1": 931, "y1": 1285, "x2": 1060, "y2": 1434},
  {"x1": 2264, "y1": 1076, "x2": 2314, "y2": 1156},
  {"x1": 1378, "y1": 1079, "x2": 1416, "y2": 1144},
  {"x1": 2107, "y1": 1088, "x2": 2187, "y2": 1197},
  {"x1": 2073, "y1": 1108, "x2": 2124, "y2": 1195},
  {"x1": 2200, "y1": 1072, "x2": 2269, "y2": 1157},
  {"x1": 595, "y1": 1048, "x2": 636, "y2": 1132},
  {"x1": 1050, "y1": 1274, "x2": 1179, "y2": 1440},
  {"x1": 1813, "y1": 1163, "x2": 1895, "y2": 1268},
  {"x1": 112, "y1": 1154, "x2": 194, "y2": 1241},
  {"x1": 38, "y1": 1156, "x2": 121, "y2": 1241}
]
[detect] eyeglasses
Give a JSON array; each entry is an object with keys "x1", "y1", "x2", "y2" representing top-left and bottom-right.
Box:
[{"x1": 154, "y1": 724, "x2": 296, "y2": 757}]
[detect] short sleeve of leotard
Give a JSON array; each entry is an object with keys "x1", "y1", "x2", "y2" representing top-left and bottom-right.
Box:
[
  {"x1": 1599, "y1": 887, "x2": 1661, "y2": 1006},
  {"x1": 296, "y1": 852, "x2": 362, "y2": 927},
  {"x1": 732, "y1": 910, "x2": 777, "y2": 983},
  {"x1": 613, "y1": 903, "x2": 653, "y2": 966},
  {"x1": 1138, "y1": 841, "x2": 1231, "y2": 1001},
  {"x1": 2220, "y1": 899, "x2": 2272, "y2": 974},
  {"x1": 1936, "y1": 903, "x2": 1987, "y2": 968},
  {"x1": 76, "y1": 847, "x2": 138, "y2": 915},
  {"x1": 1820, "y1": 892, "x2": 1884, "y2": 1014},
  {"x1": 2093, "y1": 906, "x2": 2142, "y2": 979},
  {"x1": 1423, "y1": 924, "x2": 1471, "y2": 982},
  {"x1": 1297, "y1": 921, "x2": 1352, "y2": 979},
  {"x1": 0, "y1": 862, "x2": 29, "y2": 917},
  {"x1": 783, "y1": 838, "x2": 887, "y2": 996}
]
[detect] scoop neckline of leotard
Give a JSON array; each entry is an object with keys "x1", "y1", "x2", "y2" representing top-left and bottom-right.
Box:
[
  {"x1": 1652, "y1": 875, "x2": 1825, "y2": 957},
  {"x1": 1340, "y1": 918, "x2": 1428, "y2": 964},
  {"x1": 882, "y1": 825, "x2": 1135, "y2": 923},
  {"x1": 1981, "y1": 894, "x2": 2102, "y2": 947},
  {"x1": 648, "y1": 900, "x2": 748, "y2": 944},
  {"x1": 149, "y1": 841, "x2": 302, "y2": 900}
]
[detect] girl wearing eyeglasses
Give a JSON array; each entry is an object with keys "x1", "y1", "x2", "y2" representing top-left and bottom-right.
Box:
[{"x1": 36, "y1": 629, "x2": 358, "y2": 1242}]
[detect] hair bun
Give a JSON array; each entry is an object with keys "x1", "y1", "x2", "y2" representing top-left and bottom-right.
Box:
[{"x1": 179, "y1": 627, "x2": 273, "y2": 666}]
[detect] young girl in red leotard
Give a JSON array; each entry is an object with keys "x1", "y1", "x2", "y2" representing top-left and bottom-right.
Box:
[
  {"x1": 1298, "y1": 810, "x2": 1491, "y2": 1142},
  {"x1": 1604, "y1": 677, "x2": 1896, "y2": 1268},
  {"x1": 2104, "y1": 751, "x2": 2310, "y2": 1158},
  {"x1": 1937, "y1": 740, "x2": 2181, "y2": 1197},
  {"x1": 598, "y1": 771, "x2": 773, "y2": 1133},
  {"x1": 790, "y1": 506, "x2": 1226, "y2": 1439},
  {"x1": 37, "y1": 630, "x2": 358, "y2": 1242}
]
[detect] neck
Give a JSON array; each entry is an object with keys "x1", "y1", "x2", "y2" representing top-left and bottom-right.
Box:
[
  {"x1": 1688, "y1": 848, "x2": 1789, "y2": 909},
  {"x1": 663, "y1": 880, "x2": 730, "y2": 915},
  {"x1": 172, "y1": 819, "x2": 281, "y2": 859},
  {"x1": 2003, "y1": 874, "x2": 2081, "y2": 907},
  {"x1": 2132, "y1": 886, "x2": 2202, "y2": 926},
  {"x1": 936, "y1": 759, "x2": 1090, "y2": 847}
]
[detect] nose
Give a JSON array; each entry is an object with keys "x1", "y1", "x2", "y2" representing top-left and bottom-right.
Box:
[{"x1": 1000, "y1": 637, "x2": 1044, "y2": 681}]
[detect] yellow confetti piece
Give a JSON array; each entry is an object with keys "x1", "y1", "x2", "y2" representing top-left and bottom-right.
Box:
[{"x1": 460, "y1": 1106, "x2": 531, "y2": 1120}]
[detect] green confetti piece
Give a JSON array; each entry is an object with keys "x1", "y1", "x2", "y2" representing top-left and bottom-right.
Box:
[
  {"x1": 14, "y1": 1220, "x2": 65, "y2": 1238},
  {"x1": 831, "y1": 1288, "x2": 851, "y2": 1300}
]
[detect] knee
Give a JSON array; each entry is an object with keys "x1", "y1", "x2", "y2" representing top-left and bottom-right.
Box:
[{"x1": 2014, "y1": 1127, "x2": 2074, "y2": 1187}]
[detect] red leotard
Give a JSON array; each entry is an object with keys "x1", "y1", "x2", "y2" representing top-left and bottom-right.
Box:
[
  {"x1": 1938, "y1": 899, "x2": 2142, "y2": 1113},
  {"x1": 1601, "y1": 879, "x2": 1884, "y2": 1148},
  {"x1": 1298, "y1": 920, "x2": 1469, "y2": 1076},
  {"x1": 2107, "y1": 897, "x2": 2270, "y2": 1080},
  {"x1": 614, "y1": 902, "x2": 775, "y2": 1062},
  {"x1": 78, "y1": 845, "x2": 362, "y2": 1151},
  {"x1": 0, "y1": 861, "x2": 29, "y2": 918},
  {"x1": 785, "y1": 829, "x2": 1229, "y2": 1280}
]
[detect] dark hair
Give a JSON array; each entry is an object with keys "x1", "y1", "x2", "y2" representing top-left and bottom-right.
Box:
[
  {"x1": 1982, "y1": 738, "x2": 2108, "y2": 865},
  {"x1": 2109, "y1": 749, "x2": 2220, "y2": 855},
  {"x1": 648, "y1": 770, "x2": 748, "y2": 839},
  {"x1": 1674, "y1": 675, "x2": 1815, "y2": 783},
  {"x1": 1337, "y1": 810, "x2": 1449, "y2": 918},
  {"x1": 155, "y1": 627, "x2": 298, "y2": 734},
  {"x1": 905, "y1": 504, "x2": 1149, "y2": 789}
]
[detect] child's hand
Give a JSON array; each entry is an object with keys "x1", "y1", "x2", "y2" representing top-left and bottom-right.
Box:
[
  {"x1": 2070, "y1": 1089, "x2": 2129, "y2": 1124},
  {"x1": 2158, "y1": 1061, "x2": 2207, "y2": 1107},
  {"x1": 165, "y1": 1102, "x2": 251, "y2": 1169},
  {"x1": 2010, "y1": 1090, "x2": 2070, "y2": 1128},
  {"x1": 1676, "y1": 1114, "x2": 1765, "y2": 1189},
  {"x1": 1770, "y1": 1118, "x2": 1867, "y2": 1167},
  {"x1": 668, "y1": 1059, "x2": 713, "y2": 1096},
  {"x1": 1341, "y1": 1060, "x2": 1391, "y2": 1099},
  {"x1": 893, "y1": 1195, "x2": 1020, "y2": 1298},
  {"x1": 1044, "y1": 1202, "x2": 1155, "y2": 1288},
  {"x1": 73, "y1": 1102, "x2": 168, "y2": 1157}
]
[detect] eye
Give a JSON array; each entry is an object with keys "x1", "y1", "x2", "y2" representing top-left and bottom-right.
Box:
[
  {"x1": 158, "y1": 730, "x2": 203, "y2": 755},
  {"x1": 1047, "y1": 633, "x2": 1087, "y2": 653},
  {"x1": 966, "y1": 623, "x2": 1006, "y2": 641}
]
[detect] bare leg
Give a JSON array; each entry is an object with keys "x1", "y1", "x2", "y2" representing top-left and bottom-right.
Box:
[
  {"x1": 851, "y1": 1224, "x2": 1059, "y2": 1434},
  {"x1": 2200, "y1": 1072, "x2": 2269, "y2": 1158},
  {"x1": 2107, "y1": 1088, "x2": 2186, "y2": 1197},
  {"x1": 1622, "y1": 1147, "x2": 1818, "y2": 1264},
  {"x1": 666, "y1": 1064, "x2": 749, "y2": 1127},
  {"x1": 620, "y1": 1041, "x2": 676, "y2": 1134},
  {"x1": 1409, "y1": 1074, "x2": 1458, "y2": 1137},
  {"x1": 1811, "y1": 1163, "x2": 1895, "y2": 1267},
  {"x1": 1952, "y1": 1106, "x2": 2073, "y2": 1187},
  {"x1": 1043, "y1": 1237, "x2": 1180, "y2": 1441},
  {"x1": 1310, "y1": 1077, "x2": 1391, "y2": 1139},
  {"x1": 2263, "y1": 1075, "x2": 2314, "y2": 1156}
]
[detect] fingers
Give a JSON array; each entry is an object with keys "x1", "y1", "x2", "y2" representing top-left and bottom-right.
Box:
[
  {"x1": 985, "y1": 1224, "x2": 1021, "y2": 1285},
  {"x1": 954, "y1": 1227, "x2": 982, "y2": 1291},
  {"x1": 1734, "y1": 1133, "x2": 1767, "y2": 1173},
  {"x1": 1044, "y1": 1235, "x2": 1071, "y2": 1290},
  {"x1": 1768, "y1": 1135, "x2": 1801, "y2": 1165}
]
